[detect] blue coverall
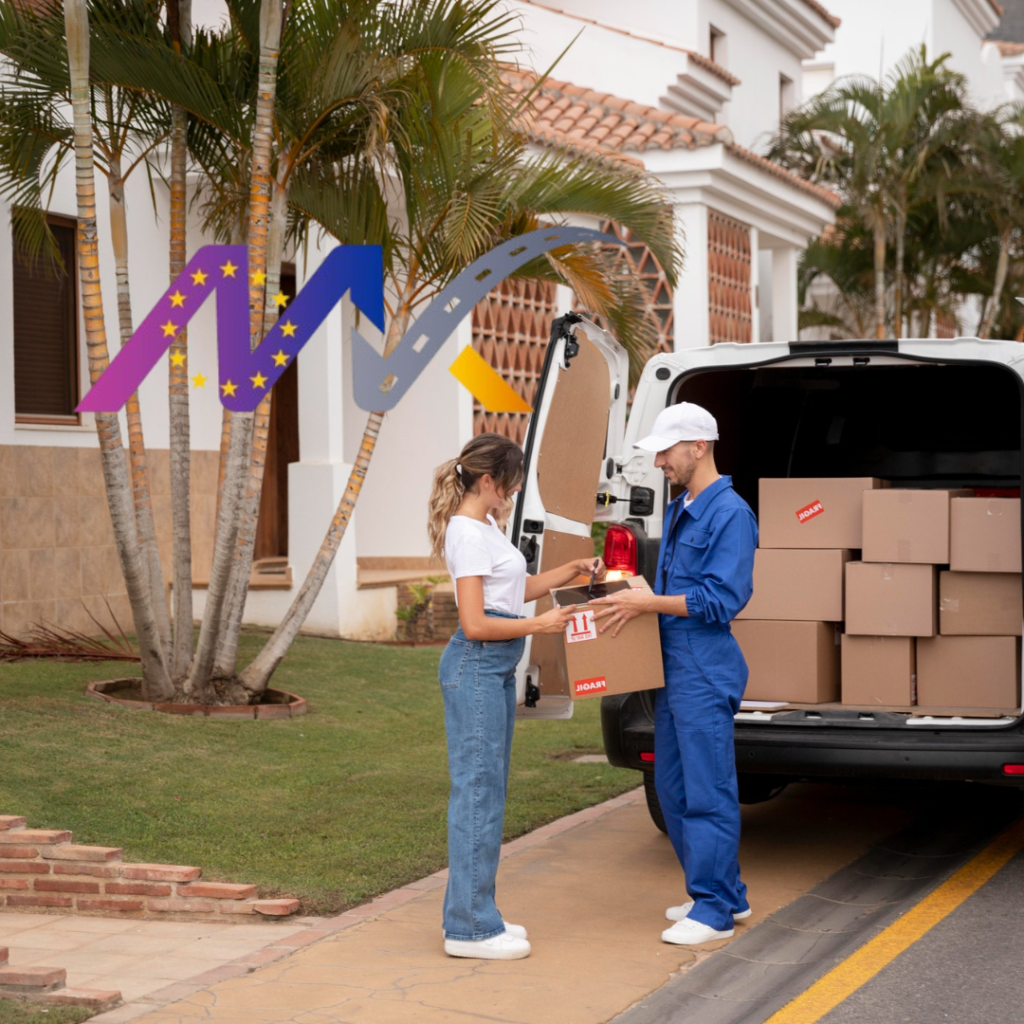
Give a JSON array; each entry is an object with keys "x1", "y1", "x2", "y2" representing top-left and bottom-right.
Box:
[{"x1": 654, "y1": 475, "x2": 757, "y2": 931}]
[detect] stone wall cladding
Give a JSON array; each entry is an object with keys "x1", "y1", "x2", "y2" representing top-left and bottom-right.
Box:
[
  {"x1": 0, "y1": 445, "x2": 219, "y2": 638},
  {"x1": 0, "y1": 815, "x2": 298, "y2": 920}
]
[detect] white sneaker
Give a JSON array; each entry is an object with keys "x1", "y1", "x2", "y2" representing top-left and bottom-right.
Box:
[
  {"x1": 661, "y1": 918, "x2": 734, "y2": 945},
  {"x1": 665, "y1": 901, "x2": 752, "y2": 923},
  {"x1": 445, "y1": 932, "x2": 531, "y2": 960},
  {"x1": 441, "y1": 920, "x2": 527, "y2": 939}
]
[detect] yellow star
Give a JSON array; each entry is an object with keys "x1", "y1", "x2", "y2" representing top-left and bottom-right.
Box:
[
  {"x1": 273, "y1": 292, "x2": 289, "y2": 309},
  {"x1": 161, "y1": 320, "x2": 179, "y2": 338},
  {"x1": 250, "y1": 270, "x2": 267, "y2": 286},
  {"x1": 190, "y1": 372, "x2": 207, "y2": 389},
  {"x1": 220, "y1": 380, "x2": 238, "y2": 397},
  {"x1": 280, "y1": 321, "x2": 298, "y2": 338},
  {"x1": 272, "y1": 350, "x2": 289, "y2": 366},
  {"x1": 250, "y1": 371, "x2": 268, "y2": 389},
  {"x1": 191, "y1": 269, "x2": 208, "y2": 287},
  {"x1": 169, "y1": 290, "x2": 186, "y2": 308},
  {"x1": 169, "y1": 350, "x2": 186, "y2": 368},
  {"x1": 220, "y1": 260, "x2": 238, "y2": 278}
]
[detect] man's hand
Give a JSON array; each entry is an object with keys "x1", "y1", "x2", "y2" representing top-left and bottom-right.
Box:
[{"x1": 589, "y1": 588, "x2": 654, "y2": 637}]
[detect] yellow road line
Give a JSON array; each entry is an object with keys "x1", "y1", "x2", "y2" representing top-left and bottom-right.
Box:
[{"x1": 764, "y1": 817, "x2": 1024, "y2": 1024}]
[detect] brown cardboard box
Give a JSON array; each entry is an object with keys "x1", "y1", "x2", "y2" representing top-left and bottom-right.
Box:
[
  {"x1": 841, "y1": 635, "x2": 916, "y2": 706},
  {"x1": 950, "y1": 498, "x2": 1022, "y2": 573},
  {"x1": 862, "y1": 489, "x2": 970, "y2": 564},
  {"x1": 759, "y1": 478, "x2": 886, "y2": 549},
  {"x1": 939, "y1": 572, "x2": 1022, "y2": 636},
  {"x1": 551, "y1": 576, "x2": 665, "y2": 701},
  {"x1": 732, "y1": 620, "x2": 840, "y2": 704},
  {"x1": 845, "y1": 561, "x2": 937, "y2": 637},
  {"x1": 916, "y1": 636, "x2": 1021, "y2": 710},
  {"x1": 736, "y1": 549, "x2": 852, "y2": 621}
]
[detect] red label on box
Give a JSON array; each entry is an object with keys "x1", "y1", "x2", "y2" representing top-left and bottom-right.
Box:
[
  {"x1": 566, "y1": 610, "x2": 598, "y2": 643},
  {"x1": 796, "y1": 499, "x2": 824, "y2": 524},
  {"x1": 574, "y1": 676, "x2": 607, "y2": 696}
]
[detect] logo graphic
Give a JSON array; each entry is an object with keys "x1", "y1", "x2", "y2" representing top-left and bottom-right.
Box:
[
  {"x1": 796, "y1": 499, "x2": 824, "y2": 524},
  {"x1": 77, "y1": 228, "x2": 620, "y2": 415},
  {"x1": 565, "y1": 609, "x2": 598, "y2": 643},
  {"x1": 573, "y1": 676, "x2": 607, "y2": 696}
]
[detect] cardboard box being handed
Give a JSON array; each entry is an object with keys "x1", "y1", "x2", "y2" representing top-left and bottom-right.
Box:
[{"x1": 549, "y1": 576, "x2": 665, "y2": 700}]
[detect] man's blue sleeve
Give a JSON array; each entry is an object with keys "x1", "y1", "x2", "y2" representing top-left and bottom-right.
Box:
[{"x1": 684, "y1": 508, "x2": 757, "y2": 626}]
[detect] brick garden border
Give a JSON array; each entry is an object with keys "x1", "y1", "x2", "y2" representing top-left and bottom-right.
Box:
[{"x1": 85, "y1": 679, "x2": 307, "y2": 719}]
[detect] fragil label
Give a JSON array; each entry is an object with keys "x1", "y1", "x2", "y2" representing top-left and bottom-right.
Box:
[
  {"x1": 574, "y1": 676, "x2": 608, "y2": 697},
  {"x1": 796, "y1": 499, "x2": 824, "y2": 524},
  {"x1": 566, "y1": 609, "x2": 598, "y2": 643}
]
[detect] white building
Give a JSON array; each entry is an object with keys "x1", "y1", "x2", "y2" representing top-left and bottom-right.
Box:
[{"x1": 0, "y1": 0, "x2": 840, "y2": 642}]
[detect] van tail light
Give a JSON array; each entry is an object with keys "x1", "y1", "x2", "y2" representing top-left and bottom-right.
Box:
[
  {"x1": 1003, "y1": 764, "x2": 1024, "y2": 776},
  {"x1": 639, "y1": 751, "x2": 655, "y2": 763},
  {"x1": 603, "y1": 525, "x2": 638, "y2": 577}
]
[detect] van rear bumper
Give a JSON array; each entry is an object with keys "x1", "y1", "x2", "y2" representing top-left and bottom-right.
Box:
[{"x1": 601, "y1": 691, "x2": 1024, "y2": 785}]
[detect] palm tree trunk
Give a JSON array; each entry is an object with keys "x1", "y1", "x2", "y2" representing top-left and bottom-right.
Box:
[
  {"x1": 167, "y1": 0, "x2": 194, "y2": 684},
  {"x1": 238, "y1": 410, "x2": 384, "y2": 693},
  {"x1": 873, "y1": 219, "x2": 886, "y2": 340},
  {"x1": 64, "y1": 0, "x2": 172, "y2": 701},
  {"x1": 185, "y1": 0, "x2": 282, "y2": 700},
  {"x1": 107, "y1": 154, "x2": 171, "y2": 656},
  {"x1": 893, "y1": 209, "x2": 906, "y2": 340},
  {"x1": 980, "y1": 230, "x2": 1011, "y2": 340},
  {"x1": 213, "y1": 180, "x2": 288, "y2": 680}
]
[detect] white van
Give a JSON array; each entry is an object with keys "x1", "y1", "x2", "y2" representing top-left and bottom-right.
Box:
[{"x1": 511, "y1": 313, "x2": 1024, "y2": 829}]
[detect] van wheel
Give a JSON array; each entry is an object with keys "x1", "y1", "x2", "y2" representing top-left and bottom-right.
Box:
[
  {"x1": 643, "y1": 772, "x2": 667, "y2": 833},
  {"x1": 737, "y1": 775, "x2": 789, "y2": 804}
]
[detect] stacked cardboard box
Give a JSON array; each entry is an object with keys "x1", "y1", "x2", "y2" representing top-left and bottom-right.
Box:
[
  {"x1": 733, "y1": 482, "x2": 1022, "y2": 712},
  {"x1": 733, "y1": 478, "x2": 884, "y2": 704}
]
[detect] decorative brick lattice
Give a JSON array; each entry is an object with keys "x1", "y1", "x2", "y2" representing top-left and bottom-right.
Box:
[
  {"x1": 708, "y1": 209, "x2": 752, "y2": 345},
  {"x1": 471, "y1": 277, "x2": 558, "y2": 443},
  {"x1": 0, "y1": 815, "x2": 298, "y2": 920}
]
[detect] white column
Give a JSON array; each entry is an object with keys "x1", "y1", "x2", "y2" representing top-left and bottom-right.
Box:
[
  {"x1": 673, "y1": 204, "x2": 709, "y2": 348},
  {"x1": 771, "y1": 246, "x2": 799, "y2": 343}
]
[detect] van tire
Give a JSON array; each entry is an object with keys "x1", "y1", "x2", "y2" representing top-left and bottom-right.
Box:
[
  {"x1": 737, "y1": 775, "x2": 789, "y2": 804},
  {"x1": 643, "y1": 772, "x2": 667, "y2": 833}
]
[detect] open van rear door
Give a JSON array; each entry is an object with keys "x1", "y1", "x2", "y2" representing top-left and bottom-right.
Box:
[{"x1": 510, "y1": 314, "x2": 629, "y2": 719}]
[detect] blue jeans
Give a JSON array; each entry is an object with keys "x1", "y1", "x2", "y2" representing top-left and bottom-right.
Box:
[
  {"x1": 439, "y1": 612, "x2": 525, "y2": 941},
  {"x1": 655, "y1": 626, "x2": 749, "y2": 931}
]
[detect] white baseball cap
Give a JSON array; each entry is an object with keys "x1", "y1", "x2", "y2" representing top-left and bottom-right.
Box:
[{"x1": 633, "y1": 402, "x2": 719, "y2": 452}]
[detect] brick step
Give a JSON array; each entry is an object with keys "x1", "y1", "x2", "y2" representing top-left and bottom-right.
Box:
[
  {"x1": 0, "y1": 948, "x2": 7, "y2": 966},
  {"x1": 0, "y1": 816, "x2": 301, "y2": 920},
  {"x1": 0, "y1": 965, "x2": 66, "y2": 992},
  {"x1": 32, "y1": 987, "x2": 122, "y2": 1012}
]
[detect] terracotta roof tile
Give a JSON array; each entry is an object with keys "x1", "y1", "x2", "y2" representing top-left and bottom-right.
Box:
[
  {"x1": 798, "y1": 0, "x2": 841, "y2": 29},
  {"x1": 727, "y1": 144, "x2": 842, "y2": 209},
  {"x1": 997, "y1": 41, "x2": 1024, "y2": 56}
]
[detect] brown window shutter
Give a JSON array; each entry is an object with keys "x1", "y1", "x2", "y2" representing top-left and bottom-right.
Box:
[{"x1": 13, "y1": 218, "x2": 79, "y2": 420}]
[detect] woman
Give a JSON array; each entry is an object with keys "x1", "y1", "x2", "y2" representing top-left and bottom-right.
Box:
[{"x1": 427, "y1": 433, "x2": 604, "y2": 961}]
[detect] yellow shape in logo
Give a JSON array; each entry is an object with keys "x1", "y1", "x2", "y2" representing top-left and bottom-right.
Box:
[{"x1": 448, "y1": 345, "x2": 532, "y2": 414}]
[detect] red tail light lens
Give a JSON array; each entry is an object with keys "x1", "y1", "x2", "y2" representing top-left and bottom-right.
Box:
[
  {"x1": 639, "y1": 751, "x2": 655, "y2": 763},
  {"x1": 1003, "y1": 765, "x2": 1024, "y2": 776},
  {"x1": 603, "y1": 525, "x2": 638, "y2": 576}
]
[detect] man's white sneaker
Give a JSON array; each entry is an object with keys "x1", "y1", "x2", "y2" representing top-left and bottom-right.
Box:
[
  {"x1": 661, "y1": 918, "x2": 734, "y2": 945},
  {"x1": 665, "y1": 901, "x2": 752, "y2": 922},
  {"x1": 444, "y1": 932, "x2": 531, "y2": 960}
]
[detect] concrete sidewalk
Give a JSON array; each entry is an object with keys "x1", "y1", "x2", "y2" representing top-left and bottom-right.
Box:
[{"x1": 111, "y1": 783, "x2": 914, "y2": 1024}]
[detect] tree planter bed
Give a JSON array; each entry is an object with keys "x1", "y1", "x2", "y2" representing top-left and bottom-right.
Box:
[{"x1": 85, "y1": 679, "x2": 307, "y2": 719}]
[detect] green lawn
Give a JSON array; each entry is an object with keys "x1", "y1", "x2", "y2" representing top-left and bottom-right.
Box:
[
  {"x1": 0, "y1": 1003, "x2": 92, "y2": 1024},
  {"x1": 0, "y1": 633, "x2": 637, "y2": 915}
]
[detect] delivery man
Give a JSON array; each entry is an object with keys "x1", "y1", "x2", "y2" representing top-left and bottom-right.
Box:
[{"x1": 591, "y1": 402, "x2": 757, "y2": 945}]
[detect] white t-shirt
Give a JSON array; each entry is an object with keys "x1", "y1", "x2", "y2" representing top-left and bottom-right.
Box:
[{"x1": 444, "y1": 514, "x2": 528, "y2": 616}]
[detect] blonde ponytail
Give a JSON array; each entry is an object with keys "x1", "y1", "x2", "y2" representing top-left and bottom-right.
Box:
[
  {"x1": 427, "y1": 459, "x2": 465, "y2": 562},
  {"x1": 427, "y1": 433, "x2": 525, "y2": 564}
]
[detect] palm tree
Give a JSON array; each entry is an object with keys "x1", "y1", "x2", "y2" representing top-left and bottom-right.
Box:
[
  {"x1": 61, "y1": 0, "x2": 174, "y2": 700},
  {"x1": 770, "y1": 47, "x2": 971, "y2": 339}
]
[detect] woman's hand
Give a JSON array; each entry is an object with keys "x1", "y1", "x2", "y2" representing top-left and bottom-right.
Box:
[
  {"x1": 590, "y1": 588, "x2": 654, "y2": 637},
  {"x1": 573, "y1": 556, "x2": 606, "y2": 579},
  {"x1": 532, "y1": 604, "x2": 577, "y2": 634}
]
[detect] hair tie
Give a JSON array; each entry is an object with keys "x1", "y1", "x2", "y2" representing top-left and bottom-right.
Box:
[{"x1": 455, "y1": 463, "x2": 463, "y2": 476}]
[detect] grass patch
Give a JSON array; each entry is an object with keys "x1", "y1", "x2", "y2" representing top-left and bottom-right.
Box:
[
  {"x1": 0, "y1": 1003, "x2": 93, "y2": 1024},
  {"x1": 0, "y1": 633, "x2": 638, "y2": 915}
]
